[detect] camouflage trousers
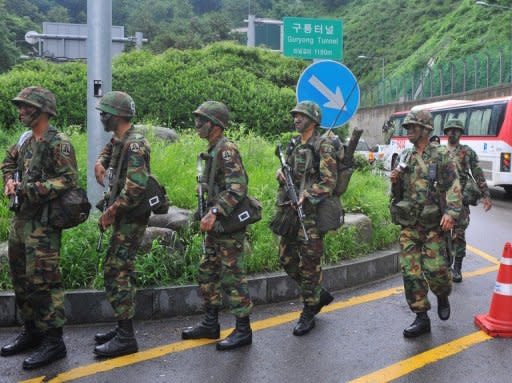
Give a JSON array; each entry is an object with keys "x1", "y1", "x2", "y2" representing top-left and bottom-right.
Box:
[
  {"x1": 104, "y1": 219, "x2": 147, "y2": 320},
  {"x1": 8, "y1": 216, "x2": 65, "y2": 331},
  {"x1": 452, "y1": 205, "x2": 470, "y2": 260},
  {"x1": 279, "y1": 204, "x2": 323, "y2": 307},
  {"x1": 198, "y1": 230, "x2": 253, "y2": 318},
  {"x1": 399, "y1": 226, "x2": 452, "y2": 313}
]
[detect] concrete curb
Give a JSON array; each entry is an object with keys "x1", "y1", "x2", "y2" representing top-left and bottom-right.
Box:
[{"x1": 0, "y1": 247, "x2": 400, "y2": 326}]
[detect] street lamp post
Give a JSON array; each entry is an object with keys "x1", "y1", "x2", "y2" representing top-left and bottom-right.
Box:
[
  {"x1": 476, "y1": 1, "x2": 512, "y2": 91},
  {"x1": 358, "y1": 54, "x2": 385, "y2": 105}
]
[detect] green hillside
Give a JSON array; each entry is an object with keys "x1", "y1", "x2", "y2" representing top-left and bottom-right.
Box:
[{"x1": 1, "y1": 0, "x2": 510, "y2": 86}]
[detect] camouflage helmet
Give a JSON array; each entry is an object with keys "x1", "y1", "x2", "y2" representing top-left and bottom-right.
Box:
[
  {"x1": 192, "y1": 101, "x2": 229, "y2": 129},
  {"x1": 96, "y1": 91, "x2": 136, "y2": 118},
  {"x1": 402, "y1": 109, "x2": 433, "y2": 130},
  {"x1": 290, "y1": 101, "x2": 322, "y2": 124},
  {"x1": 444, "y1": 118, "x2": 464, "y2": 133},
  {"x1": 12, "y1": 86, "x2": 57, "y2": 117}
]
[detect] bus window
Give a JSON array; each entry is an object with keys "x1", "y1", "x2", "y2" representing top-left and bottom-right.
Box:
[
  {"x1": 467, "y1": 108, "x2": 491, "y2": 135},
  {"x1": 432, "y1": 114, "x2": 443, "y2": 135}
]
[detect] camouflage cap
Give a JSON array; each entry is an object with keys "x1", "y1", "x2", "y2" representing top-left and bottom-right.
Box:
[
  {"x1": 402, "y1": 109, "x2": 433, "y2": 130},
  {"x1": 12, "y1": 86, "x2": 57, "y2": 117},
  {"x1": 290, "y1": 101, "x2": 322, "y2": 124},
  {"x1": 96, "y1": 91, "x2": 136, "y2": 118},
  {"x1": 444, "y1": 118, "x2": 464, "y2": 133},
  {"x1": 193, "y1": 101, "x2": 229, "y2": 129}
]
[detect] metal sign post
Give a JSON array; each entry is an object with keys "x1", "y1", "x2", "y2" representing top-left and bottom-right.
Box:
[{"x1": 87, "y1": 0, "x2": 112, "y2": 204}]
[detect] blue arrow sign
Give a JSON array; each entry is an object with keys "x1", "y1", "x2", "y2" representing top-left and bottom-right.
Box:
[{"x1": 296, "y1": 60, "x2": 360, "y2": 129}]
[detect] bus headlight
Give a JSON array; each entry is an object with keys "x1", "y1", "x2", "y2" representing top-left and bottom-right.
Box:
[{"x1": 501, "y1": 153, "x2": 511, "y2": 172}]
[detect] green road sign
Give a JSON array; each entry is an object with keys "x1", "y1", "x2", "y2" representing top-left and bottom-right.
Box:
[{"x1": 283, "y1": 17, "x2": 343, "y2": 61}]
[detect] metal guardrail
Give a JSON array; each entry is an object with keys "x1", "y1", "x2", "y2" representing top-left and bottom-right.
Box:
[{"x1": 360, "y1": 49, "x2": 512, "y2": 107}]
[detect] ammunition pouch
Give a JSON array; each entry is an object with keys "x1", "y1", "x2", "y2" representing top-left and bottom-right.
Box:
[
  {"x1": 462, "y1": 178, "x2": 481, "y2": 206},
  {"x1": 48, "y1": 187, "x2": 91, "y2": 229},
  {"x1": 391, "y1": 200, "x2": 417, "y2": 227},
  {"x1": 214, "y1": 196, "x2": 262, "y2": 234},
  {"x1": 131, "y1": 175, "x2": 170, "y2": 216},
  {"x1": 316, "y1": 196, "x2": 344, "y2": 234},
  {"x1": 418, "y1": 204, "x2": 441, "y2": 229},
  {"x1": 269, "y1": 204, "x2": 299, "y2": 238}
]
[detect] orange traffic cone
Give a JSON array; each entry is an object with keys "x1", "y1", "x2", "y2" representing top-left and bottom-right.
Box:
[{"x1": 475, "y1": 242, "x2": 512, "y2": 337}]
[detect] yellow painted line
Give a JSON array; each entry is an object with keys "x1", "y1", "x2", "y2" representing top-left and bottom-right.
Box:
[
  {"x1": 19, "y1": 378, "x2": 45, "y2": 383},
  {"x1": 18, "y1": 245, "x2": 496, "y2": 383},
  {"x1": 464, "y1": 264, "x2": 498, "y2": 278},
  {"x1": 347, "y1": 331, "x2": 492, "y2": 383},
  {"x1": 467, "y1": 244, "x2": 500, "y2": 265}
]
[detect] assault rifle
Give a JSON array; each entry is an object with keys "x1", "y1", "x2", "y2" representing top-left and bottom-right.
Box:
[
  {"x1": 196, "y1": 153, "x2": 210, "y2": 253},
  {"x1": 8, "y1": 170, "x2": 21, "y2": 212},
  {"x1": 96, "y1": 167, "x2": 113, "y2": 253},
  {"x1": 275, "y1": 144, "x2": 308, "y2": 241},
  {"x1": 340, "y1": 128, "x2": 364, "y2": 170}
]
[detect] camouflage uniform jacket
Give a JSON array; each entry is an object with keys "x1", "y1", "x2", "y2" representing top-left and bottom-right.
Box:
[
  {"x1": 448, "y1": 144, "x2": 490, "y2": 200},
  {"x1": 400, "y1": 143, "x2": 462, "y2": 221},
  {"x1": 205, "y1": 136, "x2": 247, "y2": 217},
  {"x1": 285, "y1": 132, "x2": 337, "y2": 205},
  {"x1": 1, "y1": 126, "x2": 78, "y2": 217},
  {"x1": 96, "y1": 126, "x2": 150, "y2": 214}
]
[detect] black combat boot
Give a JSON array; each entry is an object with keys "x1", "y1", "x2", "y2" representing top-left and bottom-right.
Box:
[
  {"x1": 403, "y1": 312, "x2": 431, "y2": 338},
  {"x1": 216, "y1": 316, "x2": 252, "y2": 351},
  {"x1": 22, "y1": 327, "x2": 66, "y2": 370},
  {"x1": 293, "y1": 305, "x2": 316, "y2": 336},
  {"x1": 93, "y1": 320, "x2": 138, "y2": 358},
  {"x1": 94, "y1": 327, "x2": 118, "y2": 345},
  {"x1": 1, "y1": 321, "x2": 43, "y2": 357},
  {"x1": 452, "y1": 258, "x2": 463, "y2": 283},
  {"x1": 182, "y1": 306, "x2": 220, "y2": 340},
  {"x1": 312, "y1": 288, "x2": 334, "y2": 315},
  {"x1": 437, "y1": 295, "x2": 451, "y2": 321}
]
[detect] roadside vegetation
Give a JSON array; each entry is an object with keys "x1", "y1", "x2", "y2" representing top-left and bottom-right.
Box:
[{"x1": 0, "y1": 128, "x2": 398, "y2": 290}]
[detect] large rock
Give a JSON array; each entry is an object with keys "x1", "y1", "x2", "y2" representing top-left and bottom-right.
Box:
[
  {"x1": 148, "y1": 206, "x2": 192, "y2": 231},
  {"x1": 344, "y1": 213, "x2": 373, "y2": 243},
  {"x1": 134, "y1": 124, "x2": 178, "y2": 143},
  {"x1": 140, "y1": 226, "x2": 183, "y2": 253}
]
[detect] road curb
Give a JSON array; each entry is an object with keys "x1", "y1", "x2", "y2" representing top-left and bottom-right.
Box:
[{"x1": 0, "y1": 248, "x2": 400, "y2": 326}]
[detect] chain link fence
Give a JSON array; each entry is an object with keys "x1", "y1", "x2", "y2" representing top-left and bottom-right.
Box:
[{"x1": 360, "y1": 49, "x2": 512, "y2": 108}]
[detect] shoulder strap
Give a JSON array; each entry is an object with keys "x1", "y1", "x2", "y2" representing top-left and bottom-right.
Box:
[{"x1": 207, "y1": 137, "x2": 227, "y2": 202}]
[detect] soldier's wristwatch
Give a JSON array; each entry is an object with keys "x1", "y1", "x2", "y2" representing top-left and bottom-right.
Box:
[{"x1": 210, "y1": 207, "x2": 219, "y2": 216}]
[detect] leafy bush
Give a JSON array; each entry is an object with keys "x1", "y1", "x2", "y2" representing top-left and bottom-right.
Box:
[{"x1": 0, "y1": 42, "x2": 307, "y2": 137}]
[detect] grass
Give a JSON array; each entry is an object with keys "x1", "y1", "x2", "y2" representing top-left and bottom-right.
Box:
[{"x1": 0, "y1": 127, "x2": 399, "y2": 290}]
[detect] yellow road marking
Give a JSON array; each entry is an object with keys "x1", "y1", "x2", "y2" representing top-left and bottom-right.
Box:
[
  {"x1": 467, "y1": 244, "x2": 500, "y2": 265},
  {"x1": 18, "y1": 245, "x2": 498, "y2": 383},
  {"x1": 347, "y1": 331, "x2": 492, "y2": 383}
]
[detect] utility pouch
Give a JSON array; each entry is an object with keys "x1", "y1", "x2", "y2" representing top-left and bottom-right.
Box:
[
  {"x1": 316, "y1": 196, "x2": 344, "y2": 234},
  {"x1": 214, "y1": 196, "x2": 262, "y2": 234},
  {"x1": 49, "y1": 187, "x2": 91, "y2": 229},
  {"x1": 393, "y1": 200, "x2": 417, "y2": 226},
  {"x1": 269, "y1": 204, "x2": 299, "y2": 238},
  {"x1": 462, "y1": 175, "x2": 481, "y2": 206},
  {"x1": 418, "y1": 204, "x2": 442, "y2": 228},
  {"x1": 131, "y1": 175, "x2": 170, "y2": 216}
]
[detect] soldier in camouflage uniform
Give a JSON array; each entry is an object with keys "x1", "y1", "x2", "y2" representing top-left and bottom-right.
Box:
[
  {"x1": 181, "y1": 101, "x2": 254, "y2": 351},
  {"x1": 92, "y1": 91, "x2": 150, "y2": 358},
  {"x1": 275, "y1": 101, "x2": 336, "y2": 336},
  {"x1": 382, "y1": 118, "x2": 396, "y2": 145},
  {"x1": 444, "y1": 119, "x2": 492, "y2": 282},
  {"x1": 390, "y1": 109, "x2": 462, "y2": 338},
  {"x1": 1, "y1": 87, "x2": 77, "y2": 369}
]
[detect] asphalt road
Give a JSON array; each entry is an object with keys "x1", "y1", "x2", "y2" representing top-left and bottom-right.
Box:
[{"x1": 1, "y1": 188, "x2": 511, "y2": 383}]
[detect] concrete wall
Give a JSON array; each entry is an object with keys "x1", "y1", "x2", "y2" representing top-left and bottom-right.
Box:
[{"x1": 353, "y1": 84, "x2": 512, "y2": 147}]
